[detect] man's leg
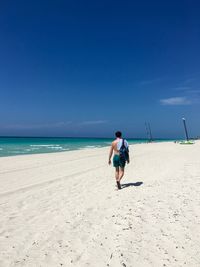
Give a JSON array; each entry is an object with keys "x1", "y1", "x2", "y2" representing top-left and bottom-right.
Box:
[
  {"x1": 115, "y1": 167, "x2": 119, "y2": 181},
  {"x1": 115, "y1": 167, "x2": 121, "y2": 189},
  {"x1": 119, "y1": 167, "x2": 124, "y2": 181}
]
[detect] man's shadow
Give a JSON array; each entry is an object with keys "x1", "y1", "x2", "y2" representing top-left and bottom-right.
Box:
[{"x1": 121, "y1": 181, "x2": 143, "y2": 189}]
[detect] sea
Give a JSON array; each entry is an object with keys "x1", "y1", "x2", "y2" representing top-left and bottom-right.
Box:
[{"x1": 0, "y1": 137, "x2": 173, "y2": 157}]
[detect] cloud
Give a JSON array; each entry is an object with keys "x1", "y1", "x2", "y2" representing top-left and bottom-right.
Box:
[
  {"x1": 1, "y1": 120, "x2": 108, "y2": 130},
  {"x1": 183, "y1": 78, "x2": 196, "y2": 84},
  {"x1": 79, "y1": 120, "x2": 108, "y2": 126},
  {"x1": 139, "y1": 78, "x2": 162, "y2": 86},
  {"x1": 2, "y1": 121, "x2": 72, "y2": 129},
  {"x1": 188, "y1": 89, "x2": 200, "y2": 94},
  {"x1": 173, "y1": 87, "x2": 200, "y2": 95},
  {"x1": 173, "y1": 86, "x2": 191, "y2": 91},
  {"x1": 160, "y1": 97, "x2": 191, "y2": 106}
]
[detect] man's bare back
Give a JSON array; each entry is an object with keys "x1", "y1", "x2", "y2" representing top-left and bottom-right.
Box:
[{"x1": 111, "y1": 139, "x2": 121, "y2": 155}]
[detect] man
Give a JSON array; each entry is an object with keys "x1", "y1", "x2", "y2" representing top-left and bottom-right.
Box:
[{"x1": 108, "y1": 131, "x2": 129, "y2": 189}]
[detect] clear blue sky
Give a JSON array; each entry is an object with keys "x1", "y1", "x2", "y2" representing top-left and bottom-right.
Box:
[{"x1": 0, "y1": 0, "x2": 200, "y2": 138}]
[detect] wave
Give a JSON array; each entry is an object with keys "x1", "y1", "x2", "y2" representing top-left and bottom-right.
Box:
[{"x1": 10, "y1": 151, "x2": 26, "y2": 154}]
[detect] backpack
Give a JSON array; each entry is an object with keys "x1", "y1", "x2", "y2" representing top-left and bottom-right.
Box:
[{"x1": 119, "y1": 139, "x2": 129, "y2": 162}]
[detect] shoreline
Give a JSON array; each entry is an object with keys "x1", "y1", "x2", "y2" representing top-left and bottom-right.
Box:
[
  {"x1": 0, "y1": 141, "x2": 176, "y2": 196},
  {"x1": 0, "y1": 139, "x2": 174, "y2": 159}
]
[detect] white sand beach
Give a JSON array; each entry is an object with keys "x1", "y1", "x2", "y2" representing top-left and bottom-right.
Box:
[{"x1": 0, "y1": 141, "x2": 200, "y2": 267}]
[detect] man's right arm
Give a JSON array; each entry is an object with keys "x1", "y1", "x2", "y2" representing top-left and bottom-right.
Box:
[{"x1": 108, "y1": 143, "x2": 114, "y2": 165}]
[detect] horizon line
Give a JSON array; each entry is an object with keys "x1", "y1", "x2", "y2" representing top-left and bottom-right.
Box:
[{"x1": 0, "y1": 135, "x2": 178, "y2": 140}]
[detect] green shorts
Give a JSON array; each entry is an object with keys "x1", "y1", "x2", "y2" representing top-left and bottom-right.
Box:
[{"x1": 113, "y1": 154, "x2": 126, "y2": 168}]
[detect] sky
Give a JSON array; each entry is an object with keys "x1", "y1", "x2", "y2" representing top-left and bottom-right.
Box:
[{"x1": 0, "y1": 0, "x2": 200, "y2": 138}]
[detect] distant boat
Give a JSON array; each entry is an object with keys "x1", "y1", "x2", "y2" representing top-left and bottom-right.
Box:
[
  {"x1": 179, "y1": 140, "x2": 194, "y2": 145},
  {"x1": 180, "y1": 118, "x2": 194, "y2": 144}
]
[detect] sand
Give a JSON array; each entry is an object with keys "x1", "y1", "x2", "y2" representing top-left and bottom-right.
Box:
[{"x1": 0, "y1": 141, "x2": 200, "y2": 267}]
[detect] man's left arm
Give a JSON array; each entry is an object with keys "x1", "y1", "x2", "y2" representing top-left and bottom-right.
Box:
[{"x1": 126, "y1": 140, "x2": 130, "y2": 163}]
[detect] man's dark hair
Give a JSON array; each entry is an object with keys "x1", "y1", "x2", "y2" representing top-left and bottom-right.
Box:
[{"x1": 115, "y1": 131, "x2": 122, "y2": 138}]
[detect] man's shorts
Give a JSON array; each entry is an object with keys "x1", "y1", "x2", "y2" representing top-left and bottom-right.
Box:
[{"x1": 113, "y1": 154, "x2": 126, "y2": 168}]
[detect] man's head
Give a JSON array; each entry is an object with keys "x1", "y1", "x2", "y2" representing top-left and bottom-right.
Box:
[{"x1": 115, "y1": 131, "x2": 122, "y2": 138}]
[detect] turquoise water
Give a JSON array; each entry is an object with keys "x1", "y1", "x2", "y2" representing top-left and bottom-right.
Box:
[{"x1": 0, "y1": 137, "x2": 172, "y2": 157}]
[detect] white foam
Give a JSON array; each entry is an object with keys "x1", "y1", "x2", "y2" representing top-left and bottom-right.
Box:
[
  {"x1": 48, "y1": 146, "x2": 63, "y2": 149},
  {"x1": 30, "y1": 144, "x2": 61, "y2": 147}
]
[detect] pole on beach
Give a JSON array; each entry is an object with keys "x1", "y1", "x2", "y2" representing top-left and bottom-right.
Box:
[
  {"x1": 145, "y1": 122, "x2": 150, "y2": 142},
  {"x1": 148, "y1": 123, "x2": 153, "y2": 142},
  {"x1": 182, "y1": 117, "x2": 189, "y2": 141},
  {"x1": 145, "y1": 122, "x2": 153, "y2": 142}
]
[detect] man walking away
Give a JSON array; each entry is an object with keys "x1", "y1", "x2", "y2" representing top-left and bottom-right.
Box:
[{"x1": 108, "y1": 131, "x2": 130, "y2": 189}]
